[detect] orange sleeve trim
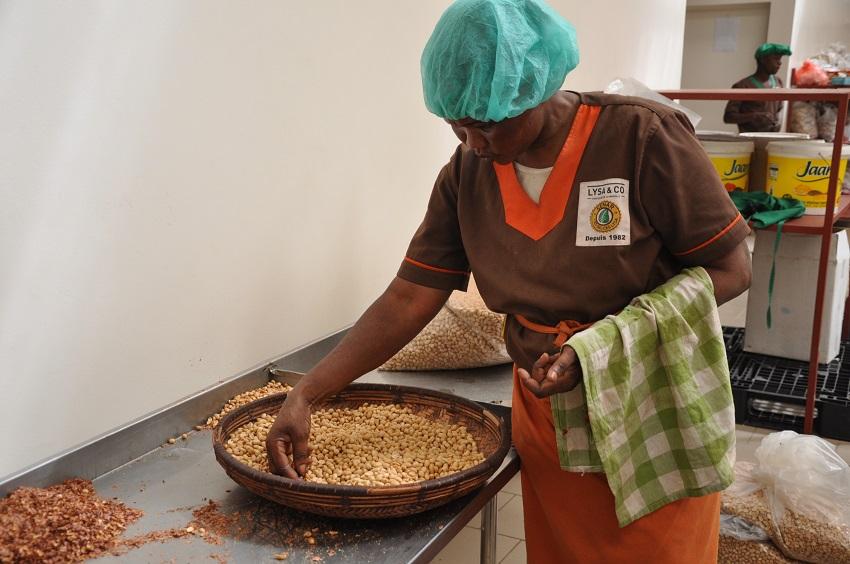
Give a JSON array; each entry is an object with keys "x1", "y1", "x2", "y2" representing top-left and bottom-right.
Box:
[
  {"x1": 674, "y1": 213, "x2": 743, "y2": 257},
  {"x1": 403, "y1": 256, "x2": 469, "y2": 276}
]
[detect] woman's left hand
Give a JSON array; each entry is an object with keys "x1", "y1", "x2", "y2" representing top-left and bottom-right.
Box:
[{"x1": 518, "y1": 347, "x2": 582, "y2": 398}]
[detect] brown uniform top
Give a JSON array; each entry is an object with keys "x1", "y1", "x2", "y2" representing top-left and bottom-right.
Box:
[
  {"x1": 398, "y1": 92, "x2": 749, "y2": 371},
  {"x1": 725, "y1": 75, "x2": 784, "y2": 132}
]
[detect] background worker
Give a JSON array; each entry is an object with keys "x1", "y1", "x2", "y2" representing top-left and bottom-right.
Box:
[{"x1": 724, "y1": 42, "x2": 793, "y2": 132}]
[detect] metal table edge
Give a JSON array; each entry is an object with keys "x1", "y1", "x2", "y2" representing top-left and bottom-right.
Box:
[{"x1": 409, "y1": 449, "x2": 520, "y2": 564}]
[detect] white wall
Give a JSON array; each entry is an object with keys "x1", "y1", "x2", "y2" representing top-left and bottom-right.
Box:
[
  {"x1": 681, "y1": 3, "x2": 771, "y2": 131},
  {"x1": 558, "y1": 0, "x2": 687, "y2": 90},
  {"x1": 791, "y1": 0, "x2": 850, "y2": 68},
  {"x1": 687, "y1": 0, "x2": 796, "y2": 57},
  {"x1": 0, "y1": 1, "x2": 457, "y2": 478},
  {"x1": 0, "y1": 0, "x2": 686, "y2": 478},
  {"x1": 681, "y1": 0, "x2": 796, "y2": 130},
  {"x1": 686, "y1": 0, "x2": 850, "y2": 81}
]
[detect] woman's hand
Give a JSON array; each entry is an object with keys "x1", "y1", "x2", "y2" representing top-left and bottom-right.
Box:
[
  {"x1": 263, "y1": 276, "x2": 451, "y2": 478},
  {"x1": 518, "y1": 346, "x2": 582, "y2": 398},
  {"x1": 266, "y1": 390, "x2": 313, "y2": 479}
]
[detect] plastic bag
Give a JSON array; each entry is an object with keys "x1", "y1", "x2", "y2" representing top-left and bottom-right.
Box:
[
  {"x1": 721, "y1": 513, "x2": 771, "y2": 542},
  {"x1": 722, "y1": 432, "x2": 850, "y2": 563},
  {"x1": 796, "y1": 60, "x2": 830, "y2": 88},
  {"x1": 719, "y1": 534, "x2": 800, "y2": 564},
  {"x1": 818, "y1": 104, "x2": 838, "y2": 142},
  {"x1": 811, "y1": 43, "x2": 850, "y2": 72},
  {"x1": 604, "y1": 77, "x2": 702, "y2": 128},
  {"x1": 720, "y1": 504, "x2": 797, "y2": 563},
  {"x1": 790, "y1": 101, "x2": 819, "y2": 138},
  {"x1": 816, "y1": 104, "x2": 850, "y2": 144}
]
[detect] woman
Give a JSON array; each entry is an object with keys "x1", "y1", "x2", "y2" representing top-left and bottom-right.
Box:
[{"x1": 267, "y1": 0, "x2": 751, "y2": 561}]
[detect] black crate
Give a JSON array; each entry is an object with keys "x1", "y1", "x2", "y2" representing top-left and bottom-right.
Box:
[
  {"x1": 821, "y1": 401, "x2": 850, "y2": 442},
  {"x1": 723, "y1": 326, "x2": 850, "y2": 441}
]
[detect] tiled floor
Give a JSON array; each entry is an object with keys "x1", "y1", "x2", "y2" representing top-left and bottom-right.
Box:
[
  {"x1": 433, "y1": 427, "x2": 850, "y2": 564},
  {"x1": 432, "y1": 474, "x2": 525, "y2": 564}
]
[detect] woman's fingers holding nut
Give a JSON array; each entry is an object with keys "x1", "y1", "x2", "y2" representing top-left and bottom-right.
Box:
[
  {"x1": 519, "y1": 368, "x2": 546, "y2": 398},
  {"x1": 530, "y1": 352, "x2": 557, "y2": 383},
  {"x1": 266, "y1": 431, "x2": 298, "y2": 479},
  {"x1": 547, "y1": 356, "x2": 573, "y2": 382},
  {"x1": 291, "y1": 441, "x2": 312, "y2": 477}
]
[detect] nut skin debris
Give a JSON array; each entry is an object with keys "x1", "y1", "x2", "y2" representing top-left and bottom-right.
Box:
[{"x1": 0, "y1": 479, "x2": 143, "y2": 563}]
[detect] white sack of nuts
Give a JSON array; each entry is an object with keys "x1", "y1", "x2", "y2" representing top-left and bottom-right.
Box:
[
  {"x1": 721, "y1": 432, "x2": 850, "y2": 563},
  {"x1": 789, "y1": 101, "x2": 819, "y2": 139},
  {"x1": 225, "y1": 403, "x2": 485, "y2": 486},
  {"x1": 380, "y1": 276, "x2": 511, "y2": 371},
  {"x1": 718, "y1": 514, "x2": 799, "y2": 563},
  {"x1": 719, "y1": 534, "x2": 800, "y2": 564}
]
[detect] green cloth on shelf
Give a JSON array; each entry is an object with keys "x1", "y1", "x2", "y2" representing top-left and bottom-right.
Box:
[
  {"x1": 729, "y1": 191, "x2": 804, "y2": 228},
  {"x1": 730, "y1": 191, "x2": 805, "y2": 328}
]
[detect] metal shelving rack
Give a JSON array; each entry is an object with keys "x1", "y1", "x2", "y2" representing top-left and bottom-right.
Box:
[{"x1": 659, "y1": 88, "x2": 850, "y2": 434}]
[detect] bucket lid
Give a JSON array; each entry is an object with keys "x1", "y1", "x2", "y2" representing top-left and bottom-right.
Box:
[
  {"x1": 700, "y1": 140, "x2": 755, "y2": 154},
  {"x1": 767, "y1": 141, "x2": 850, "y2": 158},
  {"x1": 696, "y1": 130, "x2": 741, "y2": 141},
  {"x1": 740, "y1": 132, "x2": 812, "y2": 141}
]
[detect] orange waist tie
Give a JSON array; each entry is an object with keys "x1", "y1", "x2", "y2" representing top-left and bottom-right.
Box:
[{"x1": 513, "y1": 314, "x2": 593, "y2": 348}]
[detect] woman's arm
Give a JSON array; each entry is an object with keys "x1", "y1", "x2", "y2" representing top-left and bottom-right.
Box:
[
  {"x1": 266, "y1": 276, "x2": 451, "y2": 478},
  {"x1": 702, "y1": 238, "x2": 752, "y2": 306}
]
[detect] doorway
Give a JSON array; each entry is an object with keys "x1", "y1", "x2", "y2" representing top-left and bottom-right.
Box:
[{"x1": 680, "y1": 3, "x2": 771, "y2": 131}]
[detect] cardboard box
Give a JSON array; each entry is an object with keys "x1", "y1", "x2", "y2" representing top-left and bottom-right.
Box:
[{"x1": 744, "y1": 230, "x2": 849, "y2": 362}]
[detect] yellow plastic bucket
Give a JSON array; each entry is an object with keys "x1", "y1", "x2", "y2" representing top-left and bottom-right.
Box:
[
  {"x1": 766, "y1": 141, "x2": 850, "y2": 215},
  {"x1": 700, "y1": 140, "x2": 755, "y2": 192},
  {"x1": 739, "y1": 132, "x2": 811, "y2": 191}
]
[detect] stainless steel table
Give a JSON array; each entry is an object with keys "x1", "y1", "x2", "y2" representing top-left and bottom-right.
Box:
[{"x1": 0, "y1": 329, "x2": 517, "y2": 563}]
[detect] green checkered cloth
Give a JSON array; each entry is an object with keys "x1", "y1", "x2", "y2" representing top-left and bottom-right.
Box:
[{"x1": 551, "y1": 267, "x2": 736, "y2": 527}]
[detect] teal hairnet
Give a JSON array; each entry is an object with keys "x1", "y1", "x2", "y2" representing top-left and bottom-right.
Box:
[
  {"x1": 755, "y1": 43, "x2": 791, "y2": 59},
  {"x1": 421, "y1": 0, "x2": 579, "y2": 122}
]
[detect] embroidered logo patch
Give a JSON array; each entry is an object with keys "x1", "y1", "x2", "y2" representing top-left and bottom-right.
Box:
[
  {"x1": 576, "y1": 178, "x2": 630, "y2": 247},
  {"x1": 590, "y1": 201, "x2": 621, "y2": 233}
]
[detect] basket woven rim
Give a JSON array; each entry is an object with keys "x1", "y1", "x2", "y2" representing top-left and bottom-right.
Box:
[{"x1": 212, "y1": 383, "x2": 510, "y2": 496}]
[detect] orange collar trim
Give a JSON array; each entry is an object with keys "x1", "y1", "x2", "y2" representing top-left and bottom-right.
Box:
[{"x1": 493, "y1": 104, "x2": 601, "y2": 241}]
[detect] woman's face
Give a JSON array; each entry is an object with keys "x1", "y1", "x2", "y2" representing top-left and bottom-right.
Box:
[{"x1": 446, "y1": 106, "x2": 545, "y2": 164}]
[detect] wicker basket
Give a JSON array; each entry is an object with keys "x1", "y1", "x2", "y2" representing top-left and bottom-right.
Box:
[{"x1": 212, "y1": 384, "x2": 511, "y2": 519}]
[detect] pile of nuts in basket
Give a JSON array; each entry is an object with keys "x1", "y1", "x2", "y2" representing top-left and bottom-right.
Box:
[{"x1": 225, "y1": 402, "x2": 485, "y2": 486}]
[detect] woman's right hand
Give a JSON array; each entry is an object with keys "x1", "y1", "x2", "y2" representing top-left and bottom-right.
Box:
[
  {"x1": 262, "y1": 277, "x2": 450, "y2": 478},
  {"x1": 265, "y1": 389, "x2": 313, "y2": 479}
]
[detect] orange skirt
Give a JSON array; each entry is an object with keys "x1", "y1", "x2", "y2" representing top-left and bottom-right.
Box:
[{"x1": 511, "y1": 367, "x2": 720, "y2": 563}]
